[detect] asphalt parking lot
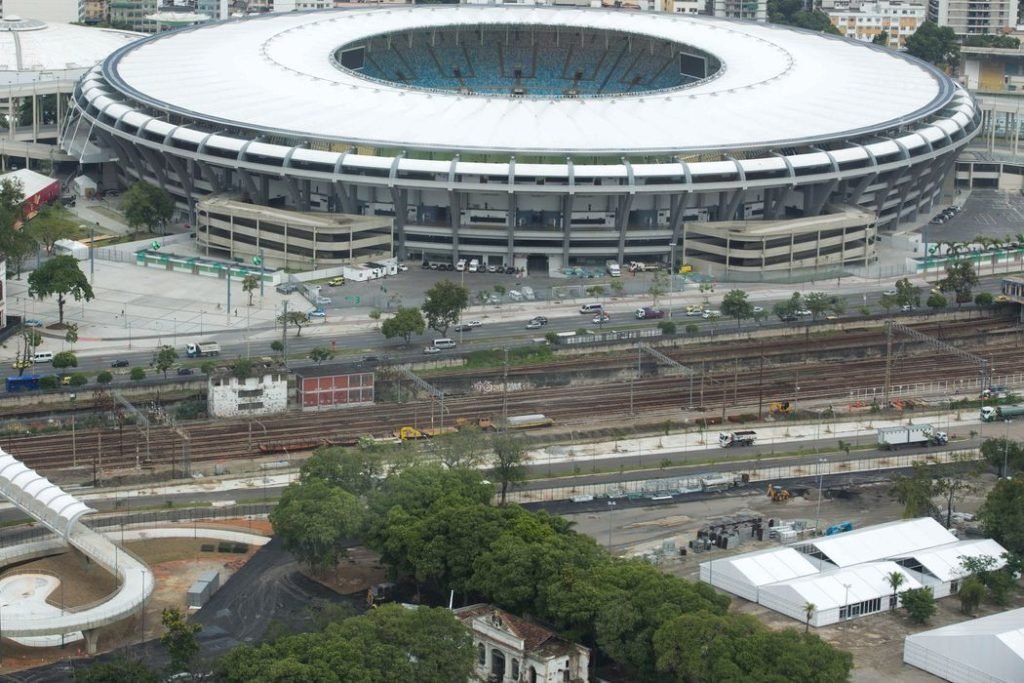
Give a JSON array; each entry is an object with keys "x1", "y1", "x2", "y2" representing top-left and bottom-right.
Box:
[{"x1": 924, "y1": 189, "x2": 1024, "y2": 243}]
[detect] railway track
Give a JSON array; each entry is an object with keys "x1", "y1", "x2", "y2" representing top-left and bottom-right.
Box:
[{"x1": 3, "y1": 316, "x2": 1020, "y2": 478}]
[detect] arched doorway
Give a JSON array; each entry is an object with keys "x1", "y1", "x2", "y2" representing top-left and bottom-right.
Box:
[{"x1": 491, "y1": 649, "x2": 506, "y2": 680}]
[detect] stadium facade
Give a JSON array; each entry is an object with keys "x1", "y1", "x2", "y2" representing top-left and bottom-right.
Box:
[{"x1": 60, "y1": 6, "x2": 980, "y2": 273}]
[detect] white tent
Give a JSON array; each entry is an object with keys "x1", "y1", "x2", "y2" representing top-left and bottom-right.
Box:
[
  {"x1": 699, "y1": 548, "x2": 819, "y2": 602},
  {"x1": 904, "y1": 607, "x2": 1024, "y2": 683},
  {"x1": 905, "y1": 539, "x2": 1008, "y2": 598},
  {"x1": 758, "y1": 561, "x2": 921, "y2": 627},
  {"x1": 804, "y1": 518, "x2": 957, "y2": 567}
]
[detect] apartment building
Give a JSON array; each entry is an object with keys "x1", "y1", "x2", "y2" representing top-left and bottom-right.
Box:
[
  {"x1": 928, "y1": 0, "x2": 1018, "y2": 35},
  {"x1": 828, "y1": 1, "x2": 926, "y2": 49}
]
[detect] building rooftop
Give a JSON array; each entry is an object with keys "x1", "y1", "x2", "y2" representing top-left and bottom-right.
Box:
[
  {"x1": 104, "y1": 5, "x2": 952, "y2": 155},
  {"x1": 0, "y1": 17, "x2": 139, "y2": 85}
]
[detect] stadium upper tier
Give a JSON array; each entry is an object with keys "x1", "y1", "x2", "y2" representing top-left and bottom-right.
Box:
[{"x1": 97, "y1": 5, "x2": 953, "y2": 155}]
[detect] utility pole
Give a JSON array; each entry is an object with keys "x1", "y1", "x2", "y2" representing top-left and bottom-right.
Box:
[{"x1": 281, "y1": 301, "x2": 289, "y2": 368}]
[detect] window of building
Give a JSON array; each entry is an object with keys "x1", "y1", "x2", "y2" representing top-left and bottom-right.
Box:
[
  {"x1": 478, "y1": 644, "x2": 485, "y2": 666},
  {"x1": 512, "y1": 659, "x2": 519, "y2": 679}
]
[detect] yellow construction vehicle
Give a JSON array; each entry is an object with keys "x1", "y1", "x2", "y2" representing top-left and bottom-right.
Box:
[
  {"x1": 767, "y1": 484, "x2": 791, "y2": 502},
  {"x1": 769, "y1": 401, "x2": 793, "y2": 415}
]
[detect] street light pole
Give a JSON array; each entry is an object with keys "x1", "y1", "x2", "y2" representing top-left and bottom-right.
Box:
[
  {"x1": 607, "y1": 501, "x2": 616, "y2": 550},
  {"x1": 70, "y1": 393, "x2": 77, "y2": 467},
  {"x1": 814, "y1": 458, "x2": 827, "y2": 533},
  {"x1": 668, "y1": 241, "x2": 677, "y2": 319}
]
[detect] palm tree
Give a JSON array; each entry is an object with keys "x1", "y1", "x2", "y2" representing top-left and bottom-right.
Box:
[
  {"x1": 803, "y1": 602, "x2": 816, "y2": 632},
  {"x1": 886, "y1": 570, "x2": 905, "y2": 610}
]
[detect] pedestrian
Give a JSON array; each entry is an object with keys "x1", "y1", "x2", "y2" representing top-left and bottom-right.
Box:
[{"x1": 235, "y1": 308, "x2": 238, "y2": 317}]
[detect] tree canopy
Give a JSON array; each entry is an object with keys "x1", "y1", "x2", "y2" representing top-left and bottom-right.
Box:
[
  {"x1": 153, "y1": 345, "x2": 178, "y2": 379},
  {"x1": 421, "y1": 279, "x2": 469, "y2": 335},
  {"x1": 269, "y1": 479, "x2": 364, "y2": 571},
  {"x1": 720, "y1": 289, "x2": 753, "y2": 328},
  {"x1": 215, "y1": 604, "x2": 474, "y2": 683},
  {"x1": 768, "y1": 0, "x2": 841, "y2": 34},
  {"x1": 937, "y1": 260, "x2": 979, "y2": 306},
  {"x1": 905, "y1": 21, "x2": 959, "y2": 66},
  {"x1": 978, "y1": 476, "x2": 1024, "y2": 555},
  {"x1": 121, "y1": 181, "x2": 174, "y2": 235},
  {"x1": 380, "y1": 306, "x2": 426, "y2": 345},
  {"x1": 27, "y1": 254, "x2": 95, "y2": 324}
]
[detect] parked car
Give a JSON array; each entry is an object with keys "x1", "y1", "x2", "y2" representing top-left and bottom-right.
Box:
[
  {"x1": 314, "y1": 296, "x2": 332, "y2": 305},
  {"x1": 883, "y1": 288, "x2": 898, "y2": 296},
  {"x1": 487, "y1": 264, "x2": 499, "y2": 273},
  {"x1": 111, "y1": 359, "x2": 130, "y2": 368},
  {"x1": 307, "y1": 309, "x2": 327, "y2": 318},
  {"x1": 327, "y1": 277, "x2": 345, "y2": 286},
  {"x1": 276, "y1": 283, "x2": 299, "y2": 294},
  {"x1": 176, "y1": 367, "x2": 194, "y2": 376},
  {"x1": 22, "y1": 319, "x2": 43, "y2": 327},
  {"x1": 397, "y1": 263, "x2": 408, "y2": 272},
  {"x1": 795, "y1": 309, "x2": 812, "y2": 317},
  {"x1": 752, "y1": 306, "x2": 764, "y2": 314}
]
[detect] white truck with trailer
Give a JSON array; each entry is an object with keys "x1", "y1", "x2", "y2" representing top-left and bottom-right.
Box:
[
  {"x1": 185, "y1": 341, "x2": 221, "y2": 358},
  {"x1": 980, "y1": 405, "x2": 1024, "y2": 422},
  {"x1": 719, "y1": 430, "x2": 757, "y2": 448},
  {"x1": 876, "y1": 424, "x2": 947, "y2": 449}
]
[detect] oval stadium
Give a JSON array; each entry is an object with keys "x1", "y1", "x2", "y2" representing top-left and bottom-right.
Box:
[{"x1": 60, "y1": 5, "x2": 980, "y2": 274}]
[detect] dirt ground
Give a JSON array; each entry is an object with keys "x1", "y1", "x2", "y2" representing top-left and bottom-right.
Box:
[
  {"x1": 0, "y1": 520, "x2": 267, "y2": 675},
  {"x1": 565, "y1": 475, "x2": 1005, "y2": 682},
  {"x1": 303, "y1": 546, "x2": 388, "y2": 600}
]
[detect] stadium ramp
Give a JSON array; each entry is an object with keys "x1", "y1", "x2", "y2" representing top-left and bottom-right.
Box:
[{"x1": 0, "y1": 450, "x2": 153, "y2": 653}]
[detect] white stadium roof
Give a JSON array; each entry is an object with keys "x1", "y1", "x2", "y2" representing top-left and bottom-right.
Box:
[
  {"x1": 105, "y1": 5, "x2": 953, "y2": 155},
  {"x1": 905, "y1": 607, "x2": 1024, "y2": 683},
  {"x1": 0, "y1": 17, "x2": 139, "y2": 85}
]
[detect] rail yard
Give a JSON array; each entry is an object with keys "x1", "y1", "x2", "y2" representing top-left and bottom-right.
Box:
[{"x1": 1, "y1": 313, "x2": 1019, "y2": 481}]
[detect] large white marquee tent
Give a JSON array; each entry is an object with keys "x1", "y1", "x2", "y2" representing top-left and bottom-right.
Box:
[{"x1": 904, "y1": 607, "x2": 1024, "y2": 683}]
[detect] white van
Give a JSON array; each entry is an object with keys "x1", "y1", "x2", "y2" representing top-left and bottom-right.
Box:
[
  {"x1": 468, "y1": 259, "x2": 480, "y2": 272},
  {"x1": 579, "y1": 303, "x2": 604, "y2": 314},
  {"x1": 455, "y1": 259, "x2": 467, "y2": 272},
  {"x1": 32, "y1": 351, "x2": 54, "y2": 363},
  {"x1": 521, "y1": 286, "x2": 536, "y2": 301},
  {"x1": 432, "y1": 338, "x2": 457, "y2": 349}
]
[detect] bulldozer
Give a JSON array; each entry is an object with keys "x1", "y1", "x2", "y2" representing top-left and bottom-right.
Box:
[
  {"x1": 767, "y1": 484, "x2": 791, "y2": 502},
  {"x1": 769, "y1": 401, "x2": 793, "y2": 416}
]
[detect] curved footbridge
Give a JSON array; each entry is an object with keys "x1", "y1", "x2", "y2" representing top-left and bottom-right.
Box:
[{"x1": 0, "y1": 450, "x2": 153, "y2": 654}]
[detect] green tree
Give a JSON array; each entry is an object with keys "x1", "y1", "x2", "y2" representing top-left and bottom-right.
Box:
[
  {"x1": 980, "y1": 437, "x2": 1024, "y2": 477},
  {"x1": 978, "y1": 477, "x2": 1024, "y2": 555},
  {"x1": 64, "y1": 322, "x2": 79, "y2": 347},
  {"x1": 242, "y1": 273, "x2": 260, "y2": 306},
  {"x1": 894, "y1": 277, "x2": 922, "y2": 309},
  {"x1": 153, "y1": 345, "x2": 178, "y2": 379},
  {"x1": 432, "y1": 426, "x2": 490, "y2": 470},
  {"x1": 768, "y1": 0, "x2": 841, "y2": 34},
  {"x1": 926, "y1": 292, "x2": 948, "y2": 310},
  {"x1": 159, "y1": 607, "x2": 202, "y2": 674},
  {"x1": 72, "y1": 656, "x2": 158, "y2": 683},
  {"x1": 121, "y1": 181, "x2": 174, "y2": 235},
  {"x1": 491, "y1": 433, "x2": 528, "y2": 505},
  {"x1": 890, "y1": 462, "x2": 938, "y2": 518},
  {"x1": 96, "y1": 370, "x2": 113, "y2": 385},
  {"x1": 886, "y1": 571, "x2": 905, "y2": 611},
  {"x1": 975, "y1": 291, "x2": 994, "y2": 307},
  {"x1": 657, "y1": 320, "x2": 677, "y2": 335},
  {"x1": 933, "y1": 454, "x2": 981, "y2": 529},
  {"x1": 130, "y1": 367, "x2": 145, "y2": 381},
  {"x1": 27, "y1": 254, "x2": 95, "y2": 325},
  {"x1": 380, "y1": 306, "x2": 426, "y2": 345},
  {"x1": 270, "y1": 479, "x2": 364, "y2": 571},
  {"x1": 52, "y1": 351, "x2": 78, "y2": 374},
  {"x1": 39, "y1": 375, "x2": 58, "y2": 390},
  {"x1": 309, "y1": 346, "x2": 335, "y2": 365},
  {"x1": 270, "y1": 339, "x2": 284, "y2": 356},
  {"x1": 648, "y1": 271, "x2": 670, "y2": 307},
  {"x1": 900, "y1": 586, "x2": 937, "y2": 624},
  {"x1": 278, "y1": 310, "x2": 309, "y2": 337},
  {"x1": 201, "y1": 360, "x2": 216, "y2": 375},
  {"x1": 905, "y1": 21, "x2": 959, "y2": 66},
  {"x1": 698, "y1": 281, "x2": 715, "y2": 304},
  {"x1": 720, "y1": 289, "x2": 753, "y2": 328},
  {"x1": 804, "y1": 291, "x2": 845, "y2": 320},
  {"x1": 958, "y1": 575, "x2": 986, "y2": 615},
  {"x1": 937, "y1": 260, "x2": 979, "y2": 306},
  {"x1": 773, "y1": 292, "x2": 802, "y2": 320},
  {"x1": 232, "y1": 357, "x2": 254, "y2": 380},
  {"x1": 215, "y1": 604, "x2": 474, "y2": 683},
  {"x1": 69, "y1": 373, "x2": 88, "y2": 387},
  {"x1": 803, "y1": 601, "x2": 815, "y2": 632},
  {"x1": 26, "y1": 204, "x2": 78, "y2": 254},
  {"x1": 421, "y1": 279, "x2": 469, "y2": 335},
  {"x1": 300, "y1": 447, "x2": 384, "y2": 496},
  {"x1": 610, "y1": 279, "x2": 625, "y2": 296},
  {"x1": 873, "y1": 30, "x2": 890, "y2": 46},
  {"x1": 654, "y1": 612, "x2": 852, "y2": 683}
]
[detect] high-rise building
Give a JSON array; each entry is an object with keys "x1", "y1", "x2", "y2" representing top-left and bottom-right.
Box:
[
  {"x1": 711, "y1": 0, "x2": 766, "y2": 22},
  {"x1": 828, "y1": 1, "x2": 926, "y2": 49},
  {"x1": 109, "y1": 0, "x2": 158, "y2": 31},
  {"x1": 927, "y1": 0, "x2": 1018, "y2": 35}
]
